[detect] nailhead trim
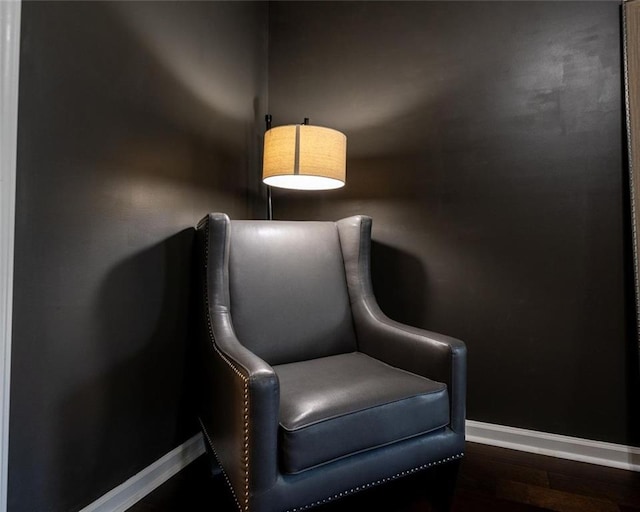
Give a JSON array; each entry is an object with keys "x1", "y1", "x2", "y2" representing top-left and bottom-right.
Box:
[
  {"x1": 202, "y1": 218, "x2": 250, "y2": 512},
  {"x1": 285, "y1": 452, "x2": 465, "y2": 512}
]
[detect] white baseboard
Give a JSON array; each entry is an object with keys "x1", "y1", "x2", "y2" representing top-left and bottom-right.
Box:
[
  {"x1": 80, "y1": 421, "x2": 640, "y2": 512},
  {"x1": 466, "y1": 419, "x2": 640, "y2": 472},
  {"x1": 79, "y1": 433, "x2": 206, "y2": 512}
]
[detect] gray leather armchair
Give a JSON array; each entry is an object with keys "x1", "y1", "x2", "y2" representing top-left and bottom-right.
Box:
[{"x1": 195, "y1": 213, "x2": 466, "y2": 512}]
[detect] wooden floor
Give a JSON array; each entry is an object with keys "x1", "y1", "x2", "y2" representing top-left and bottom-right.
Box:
[{"x1": 129, "y1": 442, "x2": 640, "y2": 511}]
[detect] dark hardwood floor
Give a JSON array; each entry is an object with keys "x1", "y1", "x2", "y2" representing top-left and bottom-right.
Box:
[{"x1": 128, "y1": 442, "x2": 640, "y2": 511}]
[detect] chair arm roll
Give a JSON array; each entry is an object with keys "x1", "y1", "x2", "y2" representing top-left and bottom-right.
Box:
[
  {"x1": 354, "y1": 300, "x2": 466, "y2": 434},
  {"x1": 206, "y1": 311, "x2": 281, "y2": 498}
]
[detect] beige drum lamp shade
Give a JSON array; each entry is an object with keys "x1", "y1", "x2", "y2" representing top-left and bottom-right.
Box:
[{"x1": 263, "y1": 124, "x2": 347, "y2": 190}]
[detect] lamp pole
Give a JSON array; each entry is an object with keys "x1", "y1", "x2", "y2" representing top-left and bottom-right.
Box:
[{"x1": 265, "y1": 114, "x2": 273, "y2": 220}]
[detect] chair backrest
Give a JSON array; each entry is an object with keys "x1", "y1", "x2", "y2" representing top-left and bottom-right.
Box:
[{"x1": 228, "y1": 220, "x2": 357, "y2": 365}]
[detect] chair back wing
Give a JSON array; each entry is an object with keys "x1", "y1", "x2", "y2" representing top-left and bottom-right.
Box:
[{"x1": 228, "y1": 220, "x2": 357, "y2": 365}]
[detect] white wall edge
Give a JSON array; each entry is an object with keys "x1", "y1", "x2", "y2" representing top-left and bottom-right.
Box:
[
  {"x1": 466, "y1": 419, "x2": 640, "y2": 472},
  {"x1": 79, "y1": 433, "x2": 206, "y2": 512},
  {"x1": 0, "y1": 2, "x2": 21, "y2": 511}
]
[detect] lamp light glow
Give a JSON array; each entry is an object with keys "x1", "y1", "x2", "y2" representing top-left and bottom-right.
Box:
[{"x1": 262, "y1": 124, "x2": 346, "y2": 191}]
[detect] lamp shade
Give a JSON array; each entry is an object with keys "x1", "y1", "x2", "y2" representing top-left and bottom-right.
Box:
[{"x1": 263, "y1": 124, "x2": 347, "y2": 190}]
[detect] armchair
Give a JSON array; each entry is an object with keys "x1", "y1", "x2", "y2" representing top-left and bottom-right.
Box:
[{"x1": 194, "y1": 213, "x2": 466, "y2": 512}]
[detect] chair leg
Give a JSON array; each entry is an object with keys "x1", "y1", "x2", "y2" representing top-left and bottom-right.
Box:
[
  {"x1": 427, "y1": 459, "x2": 461, "y2": 512},
  {"x1": 202, "y1": 432, "x2": 223, "y2": 478}
]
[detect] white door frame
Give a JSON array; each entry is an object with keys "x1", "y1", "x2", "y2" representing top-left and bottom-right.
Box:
[{"x1": 0, "y1": 1, "x2": 21, "y2": 511}]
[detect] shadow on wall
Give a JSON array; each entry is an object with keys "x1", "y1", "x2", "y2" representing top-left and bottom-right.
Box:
[
  {"x1": 371, "y1": 241, "x2": 427, "y2": 330},
  {"x1": 10, "y1": 1, "x2": 267, "y2": 510},
  {"x1": 54, "y1": 229, "x2": 198, "y2": 511}
]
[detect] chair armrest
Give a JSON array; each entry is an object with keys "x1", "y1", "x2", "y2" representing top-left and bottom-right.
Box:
[
  {"x1": 337, "y1": 215, "x2": 466, "y2": 434},
  {"x1": 353, "y1": 301, "x2": 466, "y2": 433},
  {"x1": 203, "y1": 312, "x2": 280, "y2": 503}
]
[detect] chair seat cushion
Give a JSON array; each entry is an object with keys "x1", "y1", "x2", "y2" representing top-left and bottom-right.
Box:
[{"x1": 273, "y1": 352, "x2": 449, "y2": 474}]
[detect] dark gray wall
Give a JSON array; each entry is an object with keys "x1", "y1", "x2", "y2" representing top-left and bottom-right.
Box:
[
  {"x1": 10, "y1": 2, "x2": 267, "y2": 511},
  {"x1": 269, "y1": 1, "x2": 639, "y2": 446}
]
